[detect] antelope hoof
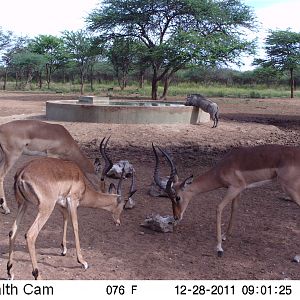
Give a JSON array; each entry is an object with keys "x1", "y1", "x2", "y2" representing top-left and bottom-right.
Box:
[
  {"x1": 7, "y1": 262, "x2": 14, "y2": 279},
  {"x1": 1, "y1": 207, "x2": 10, "y2": 214},
  {"x1": 60, "y1": 244, "x2": 67, "y2": 256},
  {"x1": 78, "y1": 258, "x2": 89, "y2": 270},
  {"x1": 217, "y1": 250, "x2": 224, "y2": 257},
  {"x1": 0, "y1": 200, "x2": 11, "y2": 214},
  {"x1": 32, "y1": 268, "x2": 39, "y2": 280},
  {"x1": 81, "y1": 261, "x2": 89, "y2": 270},
  {"x1": 7, "y1": 273, "x2": 14, "y2": 280},
  {"x1": 114, "y1": 219, "x2": 121, "y2": 226}
]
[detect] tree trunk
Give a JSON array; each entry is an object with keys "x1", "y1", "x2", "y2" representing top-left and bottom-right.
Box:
[
  {"x1": 139, "y1": 70, "x2": 145, "y2": 89},
  {"x1": 122, "y1": 71, "x2": 127, "y2": 90},
  {"x1": 290, "y1": 68, "x2": 294, "y2": 98},
  {"x1": 90, "y1": 65, "x2": 94, "y2": 92},
  {"x1": 151, "y1": 78, "x2": 159, "y2": 100},
  {"x1": 15, "y1": 72, "x2": 18, "y2": 89},
  {"x1": 80, "y1": 64, "x2": 84, "y2": 95},
  {"x1": 90, "y1": 77, "x2": 94, "y2": 92},
  {"x1": 25, "y1": 68, "x2": 33, "y2": 89},
  {"x1": 160, "y1": 75, "x2": 173, "y2": 100},
  {"x1": 3, "y1": 68, "x2": 8, "y2": 90},
  {"x1": 63, "y1": 69, "x2": 66, "y2": 84},
  {"x1": 80, "y1": 74, "x2": 84, "y2": 95},
  {"x1": 151, "y1": 66, "x2": 159, "y2": 100},
  {"x1": 38, "y1": 72, "x2": 43, "y2": 89},
  {"x1": 46, "y1": 64, "x2": 50, "y2": 89}
]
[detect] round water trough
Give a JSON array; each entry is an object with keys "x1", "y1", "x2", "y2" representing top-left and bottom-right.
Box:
[{"x1": 46, "y1": 97, "x2": 210, "y2": 124}]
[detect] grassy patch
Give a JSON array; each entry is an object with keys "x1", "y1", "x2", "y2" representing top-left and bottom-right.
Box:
[{"x1": 2, "y1": 81, "x2": 299, "y2": 99}]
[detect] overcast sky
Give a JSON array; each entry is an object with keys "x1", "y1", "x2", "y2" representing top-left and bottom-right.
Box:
[
  {"x1": 1, "y1": 0, "x2": 299, "y2": 37},
  {"x1": 1, "y1": 0, "x2": 299, "y2": 69},
  {"x1": 249, "y1": 0, "x2": 300, "y2": 31},
  {"x1": 0, "y1": 0, "x2": 100, "y2": 37}
]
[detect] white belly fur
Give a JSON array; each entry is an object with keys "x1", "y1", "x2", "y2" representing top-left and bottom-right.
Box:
[
  {"x1": 22, "y1": 149, "x2": 47, "y2": 156},
  {"x1": 246, "y1": 179, "x2": 273, "y2": 189}
]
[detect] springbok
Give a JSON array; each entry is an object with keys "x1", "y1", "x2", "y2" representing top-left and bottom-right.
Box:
[
  {"x1": 7, "y1": 154, "x2": 136, "y2": 280},
  {"x1": 0, "y1": 119, "x2": 112, "y2": 214},
  {"x1": 152, "y1": 143, "x2": 300, "y2": 259}
]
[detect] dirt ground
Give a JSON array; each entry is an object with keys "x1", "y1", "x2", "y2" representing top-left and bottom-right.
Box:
[{"x1": 0, "y1": 91, "x2": 299, "y2": 280}]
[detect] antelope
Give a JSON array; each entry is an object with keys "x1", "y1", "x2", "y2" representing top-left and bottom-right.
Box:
[
  {"x1": 7, "y1": 155, "x2": 136, "y2": 280},
  {"x1": 152, "y1": 143, "x2": 300, "y2": 258},
  {"x1": 0, "y1": 120, "x2": 112, "y2": 214}
]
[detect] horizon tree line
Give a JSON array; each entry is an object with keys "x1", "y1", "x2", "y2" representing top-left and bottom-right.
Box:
[{"x1": 1, "y1": 0, "x2": 300, "y2": 98}]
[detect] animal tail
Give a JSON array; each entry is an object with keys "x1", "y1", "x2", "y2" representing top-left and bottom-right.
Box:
[
  {"x1": 14, "y1": 172, "x2": 40, "y2": 206},
  {"x1": 14, "y1": 177, "x2": 27, "y2": 205}
]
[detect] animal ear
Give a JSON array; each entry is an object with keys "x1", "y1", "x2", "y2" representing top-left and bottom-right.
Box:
[{"x1": 180, "y1": 175, "x2": 193, "y2": 190}]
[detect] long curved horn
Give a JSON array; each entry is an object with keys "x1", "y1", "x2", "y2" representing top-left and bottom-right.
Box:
[
  {"x1": 157, "y1": 146, "x2": 178, "y2": 180},
  {"x1": 157, "y1": 146, "x2": 178, "y2": 198},
  {"x1": 152, "y1": 143, "x2": 167, "y2": 190},
  {"x1": 99, "y1": 136, "x2": 113, "y2": 180}
]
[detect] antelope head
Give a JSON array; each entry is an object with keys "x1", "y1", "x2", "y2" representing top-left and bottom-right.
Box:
[{"x1": 152, "y1": 143, "x2": 193, "y2": 222}]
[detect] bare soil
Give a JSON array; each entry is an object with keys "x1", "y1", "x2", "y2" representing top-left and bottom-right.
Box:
[{"x1": 0, "y1": 91, "x2": 299, "y2": 280}]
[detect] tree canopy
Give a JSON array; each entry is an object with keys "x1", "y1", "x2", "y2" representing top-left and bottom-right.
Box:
[
  {"x1": 0, "y1": 27, "x2": 13, "y2": 51},
  {"x1": 28, "y1": 35, "x2": 65, "y2": 88},
  {"x1": 87, "y1": 0, "x2": 257, "y2": 99},
  {"x1": 62, "y1": 30, "x2": 100, "y2": 94},
  {"x1": 254, "y1": 29, "x2": 300, "y2": 98}
]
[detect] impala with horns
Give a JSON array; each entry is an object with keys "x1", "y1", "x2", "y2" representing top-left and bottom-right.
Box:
[
  {"x1": 152, "y1": 143, "x2": 300, "y2": 259},
  {"x1": 7, "y1": 155, "x2": 136, "y2": 280},
  {"x1": 0, "y1": 120, "x2": 113, "y2": 214}
]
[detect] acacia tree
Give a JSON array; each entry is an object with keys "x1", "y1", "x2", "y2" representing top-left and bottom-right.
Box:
[
  {"x1": 2, "y1": 36, "x2": 29, "y2": 90},
  {"x1": 108, "y1": 37, "x2": 142, "y2": 90},
  {"x1": 28, "y1": 35, "x2": 65, "y2": 89},
  {"x1": 62, "y1": 30, "x2": 98, "y2": 94},
  {"x1": 0, "y1": 27, "x2": 12, "y2": 51},
  {"x1": 87, "y1": 0, "x2": 257, "y2": 99},
  {"x1": 0, "y1": 28, "x2": 13, "y2": 89},
  {"x1": 254, "y1": 30, "x2": 300, "y2": 98},
  {"x1": 11, "y1": 51, "x2": 46, "y2": 89}
]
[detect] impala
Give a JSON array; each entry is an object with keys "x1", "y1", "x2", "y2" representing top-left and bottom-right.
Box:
[
  {"x1": 0, "y1": 120, "x2": 112, "y2": 214},
  {"x1": 7, "y1": 156, "x2": 136, "y2": 280},
  {"x1": 152, "y1": 143, "x2": 300, "y2": 258}
]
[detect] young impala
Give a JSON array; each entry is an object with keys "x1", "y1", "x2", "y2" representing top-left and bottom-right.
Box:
[
  {"x1": 0, "y1": 120, "x2": 112, "y2": 214},
  {"x1": 152, "y1": 143, "x2": 300, "y2": 259},
  {"x1": 7, "y1": 155, "x2": 136, "y2": 280}
]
